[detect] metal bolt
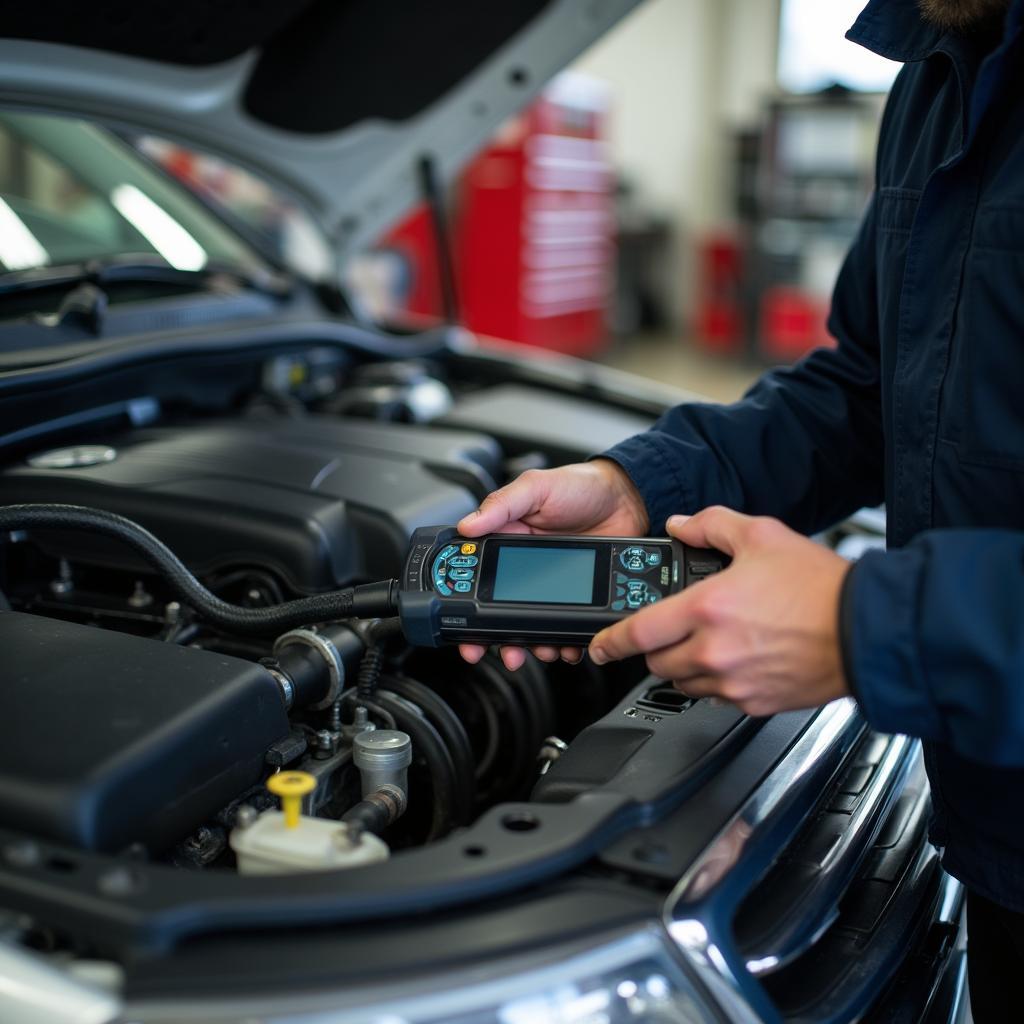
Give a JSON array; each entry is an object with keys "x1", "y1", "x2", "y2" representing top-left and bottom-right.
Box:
[
  {"x1": 536, "y1": 735, "x2": 569, "y2": 776},
  {"x1": 313, "y1": 729, "x2": 335, "y2": 759},
  {"x1": 164, "y1": 601, "x2": 181, "y2": 625},
  {"x1": 128, "y1": 581, "x2": 153, "y2": 609},
  {"x1": 234, "y1": 805, "x2": 258, "y2": 829},
  {"x1": 341, "y1": 703, "x2": 376, "y2": 740}
]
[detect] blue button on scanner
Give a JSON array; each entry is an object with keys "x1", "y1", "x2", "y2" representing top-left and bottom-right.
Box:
[
  {"x1": 448, "y1": 568, "x2": 474, "y2": 581},
  {"x1": 453, "y1": 581, "x2": 473, "y2": 593},
  {"x1": 449, "y1": 555, "x2": 479, "y2": 568},
  {"x1": 620, "y1": 546, "x2": 647, "y2": 572}
]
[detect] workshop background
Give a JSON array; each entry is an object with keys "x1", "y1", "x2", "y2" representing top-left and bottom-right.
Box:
[{"x1": 139, "y1": 0, "x2": 899, "y2": 404}]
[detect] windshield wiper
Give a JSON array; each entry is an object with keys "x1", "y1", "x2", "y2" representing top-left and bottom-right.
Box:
[{"x1": 0, "y1": 254, "x2": 293, "y2": 301}]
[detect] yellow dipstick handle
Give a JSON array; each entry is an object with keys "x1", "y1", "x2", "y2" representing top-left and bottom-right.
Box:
[{"x1": 267, "y1": 771, "x2": 316, "y2": 829}]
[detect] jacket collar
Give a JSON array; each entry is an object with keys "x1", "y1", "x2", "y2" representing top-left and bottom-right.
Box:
[{"x1": 848, "y1": 0, "x2": 1022, "y2": 62}]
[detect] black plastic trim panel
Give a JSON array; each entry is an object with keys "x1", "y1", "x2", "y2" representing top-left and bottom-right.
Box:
[{"x1": 0, "y1": 683, "x2": 791, "y2": 955}]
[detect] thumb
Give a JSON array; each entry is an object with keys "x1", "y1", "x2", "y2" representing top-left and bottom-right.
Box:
[
  {"x1": 458, "y1": 473, "x2": 547, "y2": 537},
  {"x1": 666, "y1": 506, "x2": 751, "y2": 557}
]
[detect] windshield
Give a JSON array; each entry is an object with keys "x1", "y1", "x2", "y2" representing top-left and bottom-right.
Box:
[{"x1": 0, "y1": 111, "x2": 267, "y2": 275}]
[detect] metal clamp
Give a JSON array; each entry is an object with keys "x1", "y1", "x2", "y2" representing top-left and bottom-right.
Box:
[{"x1": 273, "y1": 628, "x2": 344, "y2": 710}]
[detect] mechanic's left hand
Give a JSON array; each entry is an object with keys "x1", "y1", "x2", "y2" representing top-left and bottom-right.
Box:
[{"x1": 588, "y1": 507, "x2": 852, "y2": 717}]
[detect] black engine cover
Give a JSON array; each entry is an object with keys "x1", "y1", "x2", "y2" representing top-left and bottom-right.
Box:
[
  {"x1": 0, "y1": 417, "x2": 501, "y2": 590},
  {"x1": 0, "y1": 612, "x2": 289, "y2": 852}
]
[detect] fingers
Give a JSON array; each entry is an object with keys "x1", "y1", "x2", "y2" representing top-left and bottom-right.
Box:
[
  {"x1": 499, "y1": 646, "x2": 527, "y2": 671},
  {"x1": 459, "y1": 644, "x2": 487, "y2": 664},
  {"x1": 531, "y1": 645, "x2": 561, "y2": 663},
  {"x1": 504, "y1": 645, "x2": 581, "y2": 668},
  {"x1": 463, "y1": 644, "x2": 585, "y2": 670},
  {"x1": 589, "y1": 591, "x2": 700, "y2": 665},
  {"x1": 666, "y1": 506, "x2": 754, "y2": 557},
  {"x1": 458, "y1": 471, "x2": 549, "y2": 537}
]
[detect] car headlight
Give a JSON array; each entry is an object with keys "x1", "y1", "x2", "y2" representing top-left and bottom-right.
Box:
[{"x1": 127, "y1": 924, "x2": 716, "y2": 1023}]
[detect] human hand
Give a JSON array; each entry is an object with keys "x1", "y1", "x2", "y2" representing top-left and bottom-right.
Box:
[
  {"x1": 588, "y1": 507, "x2": 851, "y2": 716},
  {"x1": 457, "y1": 459, "x2": 649, "y2": 671}
]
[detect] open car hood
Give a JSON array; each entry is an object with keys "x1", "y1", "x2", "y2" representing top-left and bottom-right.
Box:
[{"x1": 0, "y1": 0, "x2": 640, "y2": 261}]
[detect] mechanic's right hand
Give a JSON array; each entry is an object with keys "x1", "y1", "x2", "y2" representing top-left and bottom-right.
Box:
[{"x1": 456, "y1": 458, "x2": 649, "y2": 671}]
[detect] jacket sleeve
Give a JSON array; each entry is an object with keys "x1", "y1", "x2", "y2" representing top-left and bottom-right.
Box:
[
  {"x1": 843, "y1": 530, "x2": 1024, "y2": 767},
  {"x1": 601, "y1": 195, "x2": 885, "y2": 536}
]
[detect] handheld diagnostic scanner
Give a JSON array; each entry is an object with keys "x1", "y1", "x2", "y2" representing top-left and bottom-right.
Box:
[{"x1": 397, "y1": 526, "x2": 729, "y2": 648}]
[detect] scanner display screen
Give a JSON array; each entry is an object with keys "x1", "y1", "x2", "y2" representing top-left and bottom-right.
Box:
[{"x1": 491, "y1": 546, "x2": 596, "y2": 604}]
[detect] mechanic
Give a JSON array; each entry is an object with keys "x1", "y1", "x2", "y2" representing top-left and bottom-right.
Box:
[{"x1": 457, "y1": 0, "x2": 1023, "y2": 1016}]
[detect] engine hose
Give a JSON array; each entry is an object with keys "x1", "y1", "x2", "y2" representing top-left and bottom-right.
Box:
[
  {"x1": 471, "y1": 658, "x2": 532, "y2": 803},
  {"x1": 380, "y1": 673, "x2": 475, "y2": 820},
  {"x1": 496, "y1": 657, "x2": 545, "y2": 752},
  {"x1": 0, "y1": 504, "x2": 397, "y2": 636},
  {"x1": 376, "y1": 691, "x2": 460, "y2": 840},
  {"x1": 463, "y1": 681, "x2": 502, "y2": 783},
  {"x1": 356, "y1": 643, "x2": 384, "y2": 702},
  {"x1": 341, "y1": 784, "x2": 407, "y2": 837}
]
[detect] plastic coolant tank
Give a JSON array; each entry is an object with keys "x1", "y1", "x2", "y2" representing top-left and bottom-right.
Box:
[{"x1": 230, "y1": 812, "x2": 389, "y2": 875}]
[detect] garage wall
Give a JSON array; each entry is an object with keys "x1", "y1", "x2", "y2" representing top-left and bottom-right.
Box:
[{"x1": 570, "y1": 0, "x2": 781, "y2": 324}]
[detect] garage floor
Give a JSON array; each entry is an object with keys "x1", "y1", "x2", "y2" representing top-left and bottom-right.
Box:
[{"x1": 601, "y1": 332, "x2": 764, "y2": 404}]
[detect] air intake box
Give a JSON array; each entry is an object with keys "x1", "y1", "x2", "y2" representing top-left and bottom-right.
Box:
[{"x1": 0, "y1": 612, "x2": 289, "y2": 853}]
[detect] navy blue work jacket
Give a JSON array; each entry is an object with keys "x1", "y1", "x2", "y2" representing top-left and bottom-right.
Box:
[{"x1": 605, "y1": 0, "x2": 1024, "y2": 910}]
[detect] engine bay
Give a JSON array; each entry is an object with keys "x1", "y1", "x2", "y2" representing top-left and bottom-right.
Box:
[{"x1": 0, "y1": 353, "x2": 679, "y2": 885}]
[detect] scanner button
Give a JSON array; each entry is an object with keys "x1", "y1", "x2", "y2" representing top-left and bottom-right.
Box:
[
  {"x1": 611, "y1": 599, "x2": 626, "y2": 611},
  {"x1": 646, "y1": 592, "x2": 661, "y2": 604},
  {"x1": 448, "y1": 568, "x2": 474, "y2": 581},
  {"x1": 624, "y1": 580, "x2": 649, "y2": 609},
  {"x1": 449, "y1": 555, "x2": 479, "y2": 568},
  {"x1": 453, "y1": 581, "x2": 473, "y2": 593},
  {"x1": 645, "y1": 549, "x2": 663, "y2": 567},
  {"x1": 435, "y1": 581, "x2": 453, "y2": 597},
  {"x1": 460, "y1": 542, "x2": 477, "y2": 555},
  {"x1": 620, "y1": 546, "x2": 649, "y2": 572}
]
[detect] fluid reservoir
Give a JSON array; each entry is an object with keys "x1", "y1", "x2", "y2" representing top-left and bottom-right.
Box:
[
  {"x1": 353, "y1": 730, "x2": 412, "y2": 798},
  {"x1": 231, "y1": 771, "x2": 389, "y2": 875}
]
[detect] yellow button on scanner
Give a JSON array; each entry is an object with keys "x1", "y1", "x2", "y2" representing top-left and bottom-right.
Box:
[
  {"x1": 266, "y1": 770, "x2": 316, "y2": 829},
  {"x1": 460, "y1": 542, "x2": 477, "y2": 555}
]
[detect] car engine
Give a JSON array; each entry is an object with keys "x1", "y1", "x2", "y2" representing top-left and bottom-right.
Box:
[{"x1": 0, "y1": 369, "x2": 648, "y2": 872}]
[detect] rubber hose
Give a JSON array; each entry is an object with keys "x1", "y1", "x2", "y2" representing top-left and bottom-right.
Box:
[
  {"x1": 496, "y1": 656, "x2": 545, "y2": 752},
  {"x1": 463, "y1": 681, "x2": 502, "y2": 783},
  {"x1": 380, "y1": 674, "x2": 475, "y2": 820},
  {"x1": 376, "y1": 691, "x2": 459, "y2": 841},
  {"x1": 0, "y1": 504, "x2": 396, "y2": 636},
  {"x1": 471, "y1": 659, "x2": 531, "y2": 802}
]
